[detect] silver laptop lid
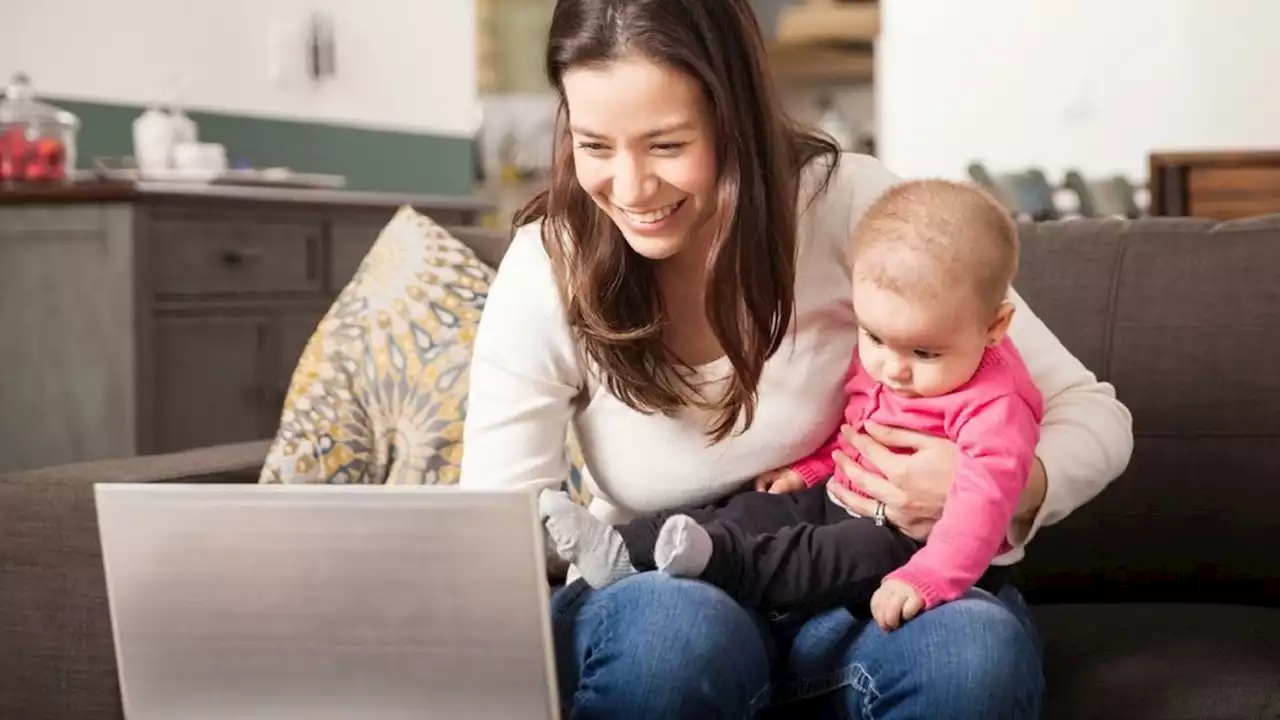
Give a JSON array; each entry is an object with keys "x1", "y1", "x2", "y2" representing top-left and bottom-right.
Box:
[{"x1": 95, "y1": 483, "x2": 560, "y2": 720}]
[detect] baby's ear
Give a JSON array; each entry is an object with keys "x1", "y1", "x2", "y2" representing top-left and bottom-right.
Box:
[{"x1": 987, "y1": 301, "x2": 1016, "y2": 345}]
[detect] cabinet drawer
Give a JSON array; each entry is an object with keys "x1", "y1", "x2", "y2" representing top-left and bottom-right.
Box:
[
  {"x1": 327, "y1": 222, "x2": 507, "y2": 289},
  {"x1": 151, "y1": 216, "x2": 323, "y2": 295},
  {"x1": 329, "y1": 223, "x2": 386, "y2": 290}
]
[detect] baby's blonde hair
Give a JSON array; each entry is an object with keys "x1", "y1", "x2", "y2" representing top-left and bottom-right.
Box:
[{"x1": 850, "y1": 179, "x2": 1019, "y2": 316}]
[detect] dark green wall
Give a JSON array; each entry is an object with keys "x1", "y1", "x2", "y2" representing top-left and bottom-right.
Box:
[{"x1": 53, "y1": 98, "x2": 475, "y2": 195}]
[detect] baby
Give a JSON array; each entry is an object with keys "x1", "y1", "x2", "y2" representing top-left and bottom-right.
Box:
[{"x1": 539, "y1": 179, "x2": 1044, "y2": 631}]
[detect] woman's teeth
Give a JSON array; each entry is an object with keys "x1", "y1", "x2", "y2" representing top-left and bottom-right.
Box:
[{"x1": 621, "y1": 199, "x2": 683, "y2": 224}]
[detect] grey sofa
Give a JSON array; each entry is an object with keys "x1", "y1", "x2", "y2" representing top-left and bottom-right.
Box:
[{"x1": 3, "y1": 215, "x2": 1279, "y2": 719}]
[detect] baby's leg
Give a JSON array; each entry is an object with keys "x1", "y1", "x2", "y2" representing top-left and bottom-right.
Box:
[
  {"x1": 539, "y1": 490, "x2": 638, "y2": 588},
  {"x1": 657, "y1": 497, "x2": 920, "y2": 613},
  {"x1": 540, "y1": 484, "x2": 829, "y2": 589},
  {"x1": 538, "y1": 489, "x2": 721, "y2": 588},
  {"x1": 619, "y1": 483, "x2": 831, "y2": 569}
]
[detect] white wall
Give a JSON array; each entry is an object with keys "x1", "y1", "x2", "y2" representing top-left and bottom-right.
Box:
[
  {"x1": 876, "y1": 0, "x2": 1280, "y2": 182},
  {"x1": 0, "y1": 0, "x2": 477, "y2": 136}
]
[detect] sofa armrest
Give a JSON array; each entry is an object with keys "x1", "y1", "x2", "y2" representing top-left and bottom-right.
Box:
[
  {"x1": 0, "y1": 439, "x2": 271, "y2": 487},
  {"x1": 0, "y1": 440, "x2": 272, "y2": 720}
]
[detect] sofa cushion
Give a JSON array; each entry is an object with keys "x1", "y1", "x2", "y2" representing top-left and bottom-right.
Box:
[
  {"x1": 1036, "y1": 602, "x2": 1280, "y2": 720},
  {"x1": 259, "y1": 207, "x2": 494, "y2": 485},
  {"x1": 1015, "y1": 216, "x2": 1280, "y2": 601}
]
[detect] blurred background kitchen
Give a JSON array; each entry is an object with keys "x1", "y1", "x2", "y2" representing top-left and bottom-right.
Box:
[{"x1": 5, "y1": 0, "x2": 1280, "y2": 224}]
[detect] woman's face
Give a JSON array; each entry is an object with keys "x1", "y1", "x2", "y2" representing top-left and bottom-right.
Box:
[{"x1": 563, "y1": 57, "x2": 718, "y2": 262}]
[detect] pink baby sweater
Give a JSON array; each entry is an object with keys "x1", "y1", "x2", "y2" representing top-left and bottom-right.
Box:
[{"x1": 790, "y1": 338, "x2": 1045, "y2": 609}]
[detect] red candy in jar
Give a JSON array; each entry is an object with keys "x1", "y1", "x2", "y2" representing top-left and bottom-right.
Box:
[
  {"x1": 32, "y1": 136, "x2": 66, "y2": 180},
  {"x1": 0, "y1": 72, "x2": 80, "y2": 182},
  {"x1": 0, "y1": 126, "x2": 27, "y2": 181}
]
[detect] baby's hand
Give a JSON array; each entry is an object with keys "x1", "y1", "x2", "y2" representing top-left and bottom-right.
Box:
[
  {"x1": 754, "y1": 468, "x2": 807, "y2": 494},
  {"x1": 871, "y1": 579, "x2": 925, "y2": 632}
]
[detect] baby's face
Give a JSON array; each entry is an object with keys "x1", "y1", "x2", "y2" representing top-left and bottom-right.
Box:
[{"x1": 851, "y1": 280, "x2": 995, "y2": 398}]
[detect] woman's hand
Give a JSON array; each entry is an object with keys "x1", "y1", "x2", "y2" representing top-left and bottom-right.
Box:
[{"x1": 828, "y1": 421, "x2": 957, "y2": 541}]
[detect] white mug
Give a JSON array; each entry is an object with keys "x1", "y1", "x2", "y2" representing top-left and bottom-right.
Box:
[{"x1": 171, "y1": 141, "x2": 227, "y2": 174}]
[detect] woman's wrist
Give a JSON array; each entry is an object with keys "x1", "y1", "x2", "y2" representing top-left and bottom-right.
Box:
[{"x1": 1010, "y1": 456, "x2": 1048, "y2": 545}]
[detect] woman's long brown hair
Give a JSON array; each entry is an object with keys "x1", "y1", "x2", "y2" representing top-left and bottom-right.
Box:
[{"x1": 514, "y1": 0, "x2": 840, "y2": 442}]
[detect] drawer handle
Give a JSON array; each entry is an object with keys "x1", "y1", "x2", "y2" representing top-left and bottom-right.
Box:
[{"x1": 219, "y1": 248, "x2": 265, "y2": 266}]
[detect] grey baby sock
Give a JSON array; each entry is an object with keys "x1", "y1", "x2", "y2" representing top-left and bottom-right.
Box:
[
  {"x1": 538, "y1": 489, "x2": 637, "y2": 588},
  {"x1": 654, "y1": 515, "x2": 713, "y2": 578}
]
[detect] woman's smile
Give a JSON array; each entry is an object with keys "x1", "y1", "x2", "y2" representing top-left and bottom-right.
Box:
[{"x1": 614, "y1": 197, "x2": 689, "y2": 233}]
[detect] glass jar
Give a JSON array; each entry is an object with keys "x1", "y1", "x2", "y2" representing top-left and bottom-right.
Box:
[{"x1": 0, "y1": 72, "x2": 80, "y2": 182}]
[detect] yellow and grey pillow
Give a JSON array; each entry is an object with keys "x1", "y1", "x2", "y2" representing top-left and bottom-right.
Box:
[
  {"x1": 260, "y1": 205, "x2": 590, "y2": 503},
  {"x1": 260, "y1": 206, "x2": 490, "y2": 485}
]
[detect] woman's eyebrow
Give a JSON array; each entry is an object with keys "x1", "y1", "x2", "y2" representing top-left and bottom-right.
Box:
[
  {"x1": 641, "y1": 120, "x2": 696, "y2": 138},
  {"x1": 569, "y1": 120, "x2": 696, "y2": 140}
]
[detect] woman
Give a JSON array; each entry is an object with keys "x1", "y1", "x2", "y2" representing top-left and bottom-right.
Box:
[{"x1": 461, "y1": 0, "x2": 1133, "y2": 717}]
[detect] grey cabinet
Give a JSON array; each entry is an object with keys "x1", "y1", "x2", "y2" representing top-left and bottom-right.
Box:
[
  {"x1": 154, "y1": 314, "x2": 272, "y2": 452},
  {"x1": 0, "y1": 182, "x2": 492, "y2": 472}
]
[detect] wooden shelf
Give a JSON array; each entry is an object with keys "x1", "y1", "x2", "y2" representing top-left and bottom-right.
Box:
[
  {"x1": 776, "y1": 1, "x2": 879, "y2": 45},
  {"x1": 768, "y1": 1, "x2": 878, "y2": 85},
  {"x1": 474, "y1": 0, "x2": 878, "y2": 90},
  {"x1": 476, "y1": 0, "x2": 554, "y2": 94},
  {"x1": 769, "y1": 42, "x2": 874, "y2": 85}
]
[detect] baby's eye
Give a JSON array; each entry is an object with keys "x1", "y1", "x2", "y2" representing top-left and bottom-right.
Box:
[
  {"x1": 913, "y1": 349, "x2": 940, "y2": 360},
  {"x1": 864, "y1": 331, "x2": 883, "y2": 346}
]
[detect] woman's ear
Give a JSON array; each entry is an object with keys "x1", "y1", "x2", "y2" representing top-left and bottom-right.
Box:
[{"x1": 987, "y1": 301, "x2": 1016, "y2": 346}]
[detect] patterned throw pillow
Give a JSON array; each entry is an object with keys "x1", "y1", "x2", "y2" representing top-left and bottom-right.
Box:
[
  {"x1": 259, "y1": 206, "x2": 592, "y2": 502},
  {"x1": 259, "y1": 206, "x2": 492, "y2": 485}
]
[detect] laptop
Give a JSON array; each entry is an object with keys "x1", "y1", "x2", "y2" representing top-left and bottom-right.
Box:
[{"x1": 94, "y1": 483, "x2": 561, "y2": 720}]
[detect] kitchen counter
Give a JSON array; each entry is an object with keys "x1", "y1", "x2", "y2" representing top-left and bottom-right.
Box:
[
  {"x1": 0, "y1": 179, "x2": 495, "y2": 473},
  {"x1": 0, "y1": 179, "x2": 495, "y2": 214}
]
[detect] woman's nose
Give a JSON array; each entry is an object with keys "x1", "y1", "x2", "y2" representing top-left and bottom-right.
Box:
[{"x1": 611, "y1": 155, "x2": 653, "y2": 206}]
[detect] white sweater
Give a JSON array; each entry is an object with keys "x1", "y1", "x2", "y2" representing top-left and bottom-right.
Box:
[{"x1": 461, "y1": 153, "x2": 1133, "y2": 565}]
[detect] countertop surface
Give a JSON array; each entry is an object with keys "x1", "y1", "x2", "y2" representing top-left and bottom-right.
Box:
[{"x1": 0, "y1": 180, "x2": 495, "y2": 211}]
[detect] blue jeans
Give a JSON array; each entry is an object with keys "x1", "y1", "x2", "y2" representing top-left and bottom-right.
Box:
[{"x1": 550, "y1": 573, "x2": 1044, "y2": 719}]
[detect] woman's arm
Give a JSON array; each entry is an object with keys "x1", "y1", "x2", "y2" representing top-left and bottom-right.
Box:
[
  {"x1": 460, "y1": 224, "x2": 584, "y2": 491},
  {"x1": 1009, "y1": 457, "x2": 1047, "y2": 543},
  {"x1": 1003, "y1": 286, "x2": 1133, "y2": 546}
]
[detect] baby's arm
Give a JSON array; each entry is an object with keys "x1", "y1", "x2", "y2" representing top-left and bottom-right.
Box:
[
  {"x1": 883, "y1": 392, "x2": 1042, "y2": 609},
  {"x1": 755, "y1": 433, "x2": 835, "y2": 493},
  {"x1": 787, "y1": 432, "x2": 840, "y2": 487}
]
